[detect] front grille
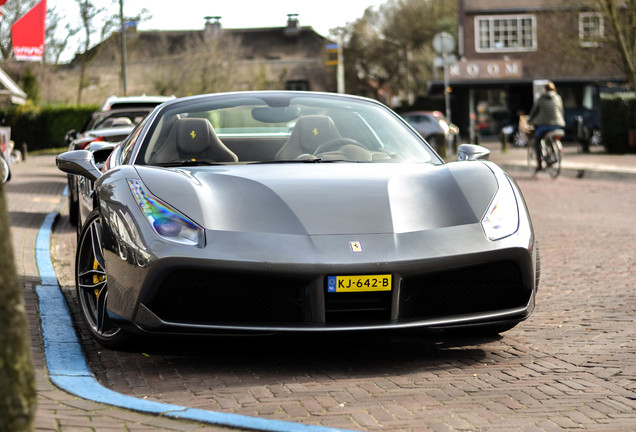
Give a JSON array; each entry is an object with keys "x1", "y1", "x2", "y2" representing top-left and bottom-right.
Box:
[
  {"x1": 400, "y1": 261, "x2": 528, "y2": 319},
  {"x1": 145, "y1": 271, "x2": 307, "y2": 324},
  {"x1": 143, "y1": 261, "x2": 528, "y2": 328},
  {"x1": 325, "y1": 291, "x2": 392, "y2": 323}
]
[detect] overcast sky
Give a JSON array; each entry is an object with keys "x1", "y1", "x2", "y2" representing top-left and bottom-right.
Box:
[
  {"x1": 50, "y1": 0, "x2": 387, "y2": 61},
  {"x1": 132, "y1": 0, "x2": 385, "y2": 35}
]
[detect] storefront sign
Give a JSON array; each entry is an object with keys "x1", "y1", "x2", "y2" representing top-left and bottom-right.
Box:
[{"x1": 449, "y1": 59, "x2": 522, "y2": 80}]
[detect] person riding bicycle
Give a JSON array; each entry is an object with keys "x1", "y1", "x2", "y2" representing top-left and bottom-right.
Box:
[{"x1": 528, "y1": 81, "x2": 565, "y2": 172}]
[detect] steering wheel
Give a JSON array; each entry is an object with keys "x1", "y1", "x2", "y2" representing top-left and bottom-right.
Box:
[{"x1": 313, "y1": 138, "x2": 369, "y2": 155}]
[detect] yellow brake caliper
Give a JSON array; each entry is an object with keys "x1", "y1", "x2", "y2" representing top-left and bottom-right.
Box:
[{"x1": 92, "y1": 258, "x2": 105, "y2": 300}]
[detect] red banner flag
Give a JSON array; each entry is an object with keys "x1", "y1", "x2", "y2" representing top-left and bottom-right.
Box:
[{"x1": 12, "y1": 0, "x2": 47, "y2": 61}]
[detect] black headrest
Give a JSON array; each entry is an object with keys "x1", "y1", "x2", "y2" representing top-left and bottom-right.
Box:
[{"x1": 176, "y1": 118, "x2": 214, "y2": 157}]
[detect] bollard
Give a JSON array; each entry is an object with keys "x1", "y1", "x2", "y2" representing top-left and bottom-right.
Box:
[{"x1": 499, "y1": 130, "x2": 508, "y2": 152}]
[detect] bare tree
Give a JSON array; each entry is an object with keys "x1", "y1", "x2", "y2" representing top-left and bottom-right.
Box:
[
  {"x1": 596, "y1": 0, "x2": 636, "y2": 90},
  {"x1": 191, "y1": 35, "x2": 241, "y2": 94},
  {"x1": 0, "y1": 0, "x2": 38, "y2": 59},
  {"x1": 0, "y1": 1, "x2": 85, "y2": 66},
  {"x1": 343, "y1": 0, "x2": 456, "y2": 103},
  {"x1": 381, "y1": 0, "x2": 456, "y2": 50},
  {"x1": 344, "y1": 8, "x2": 401, "y2": 101},
  {"x1": 0, "y1": 183, "x2": 36, "y2": 431},
  {"x1": 45, "y1": 5, "x2": 80, "y2": 65},
  {"x1": 75, "y1": 0, "x2": 105, "y2": 104},
  {"x1": 151, "y1": 33, "x2": 241, "y2": 96}
]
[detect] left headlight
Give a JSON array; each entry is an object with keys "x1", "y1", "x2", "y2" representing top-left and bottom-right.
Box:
[
  {"x1": 127, "y1": 179, "x2": 204, "y2": 246},
  {"x1": 481, "y1": 175, "x2": 520, "y2": 241}
]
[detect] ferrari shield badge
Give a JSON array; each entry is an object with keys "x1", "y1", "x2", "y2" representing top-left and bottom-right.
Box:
[{"x1": 350, "y1": 241, "x2": 363, "y2": 253}]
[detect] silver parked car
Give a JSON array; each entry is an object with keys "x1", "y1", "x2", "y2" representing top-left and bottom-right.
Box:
[{"x1": 56, "y1": 91, "x2": 539, "y2": 349}]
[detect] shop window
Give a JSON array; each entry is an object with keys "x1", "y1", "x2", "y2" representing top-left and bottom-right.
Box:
[{"x1": 475, "y1": 15, "x2": 536, "y2": 53}]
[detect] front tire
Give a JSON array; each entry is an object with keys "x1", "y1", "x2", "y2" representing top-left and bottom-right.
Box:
[
  {"x1": 67, "y1": 176, "x2": 79, "y2": 226},
  {"x1": 75, "y1": 210, "x2": 130, "y2": 349},
  {"x1": 513, "y1": 131, "x2": 528, "y2": 148},
  {"x1": 0, "y1": 154, "x2": 10, "y2": 183},
  {"x1": 545, "y1": 139, "x2": 562, "y2": 178},
  {"x1": 527, "y1": 141, "x2": 538, "y2": 174}
]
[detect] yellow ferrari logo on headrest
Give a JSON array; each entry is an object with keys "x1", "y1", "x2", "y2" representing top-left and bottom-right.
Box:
[
  {"x1": 190, "y1": 130, "x2": 196, "y2": 139},
  {"x1": 313, "y1": 128, "x2": 319, "y2": 136}
]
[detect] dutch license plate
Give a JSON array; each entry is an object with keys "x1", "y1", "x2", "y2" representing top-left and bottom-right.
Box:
[{"x1": 327, "y1": 274, "x2": 392, "y2": 293}]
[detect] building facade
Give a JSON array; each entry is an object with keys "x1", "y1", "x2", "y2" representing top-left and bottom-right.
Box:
[
  {"x1": 59, "y1": 14, "x2": 337, "y2": 105},
  {"x1": 446, "y1": 0, "x2": 627, "y2": 142}
]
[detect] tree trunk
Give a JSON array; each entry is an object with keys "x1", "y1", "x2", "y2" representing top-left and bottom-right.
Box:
[
  {"x1": 0, "y1": 181, "x2": 36, "y2": 431},
  {"x1": 77, "y1": 62, "x2": 86, "y2": 105}
]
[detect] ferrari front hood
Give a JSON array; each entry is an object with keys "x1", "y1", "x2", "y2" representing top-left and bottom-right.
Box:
[{"x1": 137, "y1": 162, "x2": 498, "y2": 236}]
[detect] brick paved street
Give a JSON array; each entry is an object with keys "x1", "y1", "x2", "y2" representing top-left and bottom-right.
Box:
[
  {"x1": 6, "y1": 156, "x2": 237, "y2": 432},
  {"x1": 6, "y1": 150, "x2": 636, "y2": 431}
]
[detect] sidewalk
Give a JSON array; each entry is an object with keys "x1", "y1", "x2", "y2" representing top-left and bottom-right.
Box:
[
  {"x1": 6, "y1": 155, "x2": 237, "y2": 432},
  {"x1": 479, "y1": 139, "x2": 636, "y2": 181}
]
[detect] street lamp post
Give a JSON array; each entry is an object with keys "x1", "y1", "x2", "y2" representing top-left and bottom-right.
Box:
[
  {"x1": 337, "y1": 31, "x2": 345, "y2": 94},
  {"x1": 433, "y1": 32, "x2": 455, "y2": 123}
]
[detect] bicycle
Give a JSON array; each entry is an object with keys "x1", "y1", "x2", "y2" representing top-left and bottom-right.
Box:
[{"x1": 527, "y1": 129, "x2": 564, "y2": 178}]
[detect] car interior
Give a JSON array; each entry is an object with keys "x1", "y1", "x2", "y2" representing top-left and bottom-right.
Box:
[{"x1": 141, "y1": 99, "x2": 437, "y2": 165}]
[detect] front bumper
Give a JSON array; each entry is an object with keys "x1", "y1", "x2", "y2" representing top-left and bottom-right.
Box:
[{"x1": 103, "y1": 221, "x2": 537, "y2": 335}]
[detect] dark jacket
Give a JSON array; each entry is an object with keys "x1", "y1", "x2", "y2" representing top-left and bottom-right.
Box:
[{"x1": 528, "y1": 91, "x2": 565, "y2": 127}]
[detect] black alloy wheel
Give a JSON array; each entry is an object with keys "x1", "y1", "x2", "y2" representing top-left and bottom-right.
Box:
[{"x1": 75, "y1": 210, "x2": 129, "y2": 348}]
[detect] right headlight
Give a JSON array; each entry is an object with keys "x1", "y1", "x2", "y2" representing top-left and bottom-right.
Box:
[{"x1": 481, "y1": 175, "x2": 520, "y2": 241}]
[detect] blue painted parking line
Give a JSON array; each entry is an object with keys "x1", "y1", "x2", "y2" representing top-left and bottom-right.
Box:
[{"x1": 35, "y1": 211, "x2": 356, "y2": 432}]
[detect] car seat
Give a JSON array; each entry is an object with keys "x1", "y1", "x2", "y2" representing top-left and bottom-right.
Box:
[
  {"x1": 275, "y1": 115, "x2": 342, "y2": 160},
  {"x1": 153, "y1": 118, "x2": 238, "y2": 163}
]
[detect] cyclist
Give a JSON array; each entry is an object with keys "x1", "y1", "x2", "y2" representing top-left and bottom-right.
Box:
[{"x1": 528, "y1": 81, "x2": 565, "y2": 173}]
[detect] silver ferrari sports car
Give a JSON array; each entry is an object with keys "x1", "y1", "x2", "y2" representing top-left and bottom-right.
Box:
[{"x1": 56, "y1": 91, "x2": 539, "y2": 349}]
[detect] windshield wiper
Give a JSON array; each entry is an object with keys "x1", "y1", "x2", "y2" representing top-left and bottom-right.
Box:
[
  {"x1": 251, "y1": 157, "x2": 324, "y2": 164},
  {"x1": 154, "y1": 159, "x2": 225, "y2": 167},
  {"x1": 252, "y1": 158, "x2": 369, "y2": 165}
]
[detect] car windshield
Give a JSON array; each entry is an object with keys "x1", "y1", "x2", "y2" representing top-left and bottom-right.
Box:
[
  {"x1": 139, "y1": 93, "x2": 441, "y2": 165},
  {"x1": 85, "y1": 110, "x2": 150, "y2": 132}
]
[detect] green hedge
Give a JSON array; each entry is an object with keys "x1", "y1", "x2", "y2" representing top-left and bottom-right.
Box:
[
  {"x1": 600, "y1": 93, "x2": 636, "y2": 154},
  {"x1": 0, "y1": 104, "x2": 98, "y2": 152}
]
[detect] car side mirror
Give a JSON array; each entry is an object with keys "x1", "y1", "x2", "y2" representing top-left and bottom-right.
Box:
[
  {"x1": 56, "y1": 150, "x2": 103, "y2": 182},
  {"x1": 457, "y1": 144, "x2": 490, "y2": 161}
]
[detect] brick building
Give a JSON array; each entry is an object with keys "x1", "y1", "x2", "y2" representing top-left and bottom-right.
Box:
[
  {"x1": 442, "y1": 0, "x2": 627, "y2": 143},
  {"x1": 60, "y1": 14, "x2": 337, "y2": 105}
]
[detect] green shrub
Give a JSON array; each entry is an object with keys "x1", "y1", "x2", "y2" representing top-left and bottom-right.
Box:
[
  {"x1": 0, "y1": 104, "x2": 98, "y2": 152},
  {"x1": 600, "y1": 93, "x2": 636, "y2": 154}
]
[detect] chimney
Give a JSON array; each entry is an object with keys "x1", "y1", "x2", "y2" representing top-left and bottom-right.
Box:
[
  {"x1": 285, "y1": 13, "x2": 300, "y2": 36},
  {"x1": 204, "y1": 16, "x2": 222, "y2": 39}
]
